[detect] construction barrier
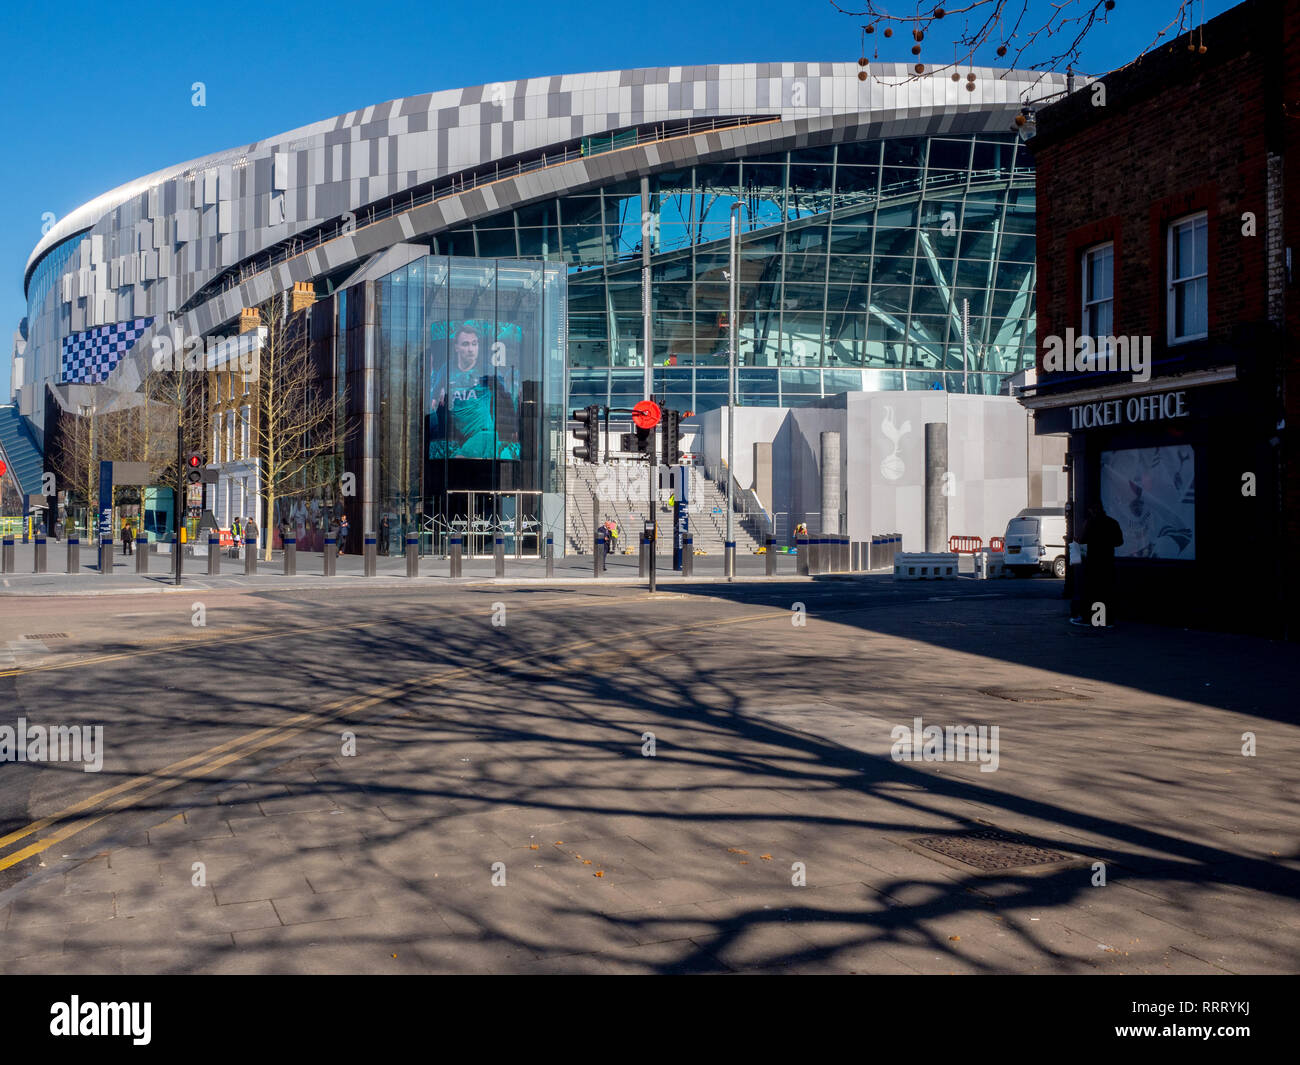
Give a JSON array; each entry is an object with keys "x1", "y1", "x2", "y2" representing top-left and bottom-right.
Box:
[
  {"x1": 989, "y1": 536, "x2": 1005, "y2": 553},
  {"x1": 893, "y1": 552, "x2": 960, "y2": 580},
  {"x1": 974, "y1": 551, "x2": 1007, "y2": 580},
  {"x1": 948, "y1": 535, "x2": 984, "y2": 554}
]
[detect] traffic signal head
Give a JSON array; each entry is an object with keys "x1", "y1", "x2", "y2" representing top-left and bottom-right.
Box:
[
  {"x1": 661, "y1": 409, "x2": 682, "y2": 466},
  {"x1": 619, "y1": 426, "x2": 652, "y2": 457},
  {"x1": 186, "y1": 452, "x2": 204, "y2": 484},
  {"x1": 571, "y1": 405, "x2": 601, "y2": 464}
]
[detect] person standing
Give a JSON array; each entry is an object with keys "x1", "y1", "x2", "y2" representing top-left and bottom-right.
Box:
[
  {"x1": 337, "y1": 513, "x2": 350, "y2": 555},
  {"x1": 1075, "y1": 500, "x2": 1124, "y2": 627},
  {"x1": 120, "y1": 517, "x2": 134, "y2": 556},
  {"x1": 379, "y1": 514, "x2": 391, "y2": 556},
  {"x1": 244, "y1": 516, "x2": 259, "y2": 553}
]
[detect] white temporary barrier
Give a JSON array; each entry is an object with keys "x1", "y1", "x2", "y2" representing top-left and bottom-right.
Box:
[{"x1": 893, "y1": 552, "x2": 959, "y2": 580}]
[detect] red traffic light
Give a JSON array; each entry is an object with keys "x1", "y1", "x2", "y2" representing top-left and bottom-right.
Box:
[
  {"x1": 631, "y1": 400, "x2": 661, "y2": 430},
  {"x1": 187, "y1": 454, "x2": 201, "y2": 467}
]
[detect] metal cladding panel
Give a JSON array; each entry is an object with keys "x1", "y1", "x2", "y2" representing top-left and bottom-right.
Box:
[{"x1": 23, "y1": 60, "x2": 1065, "y2": 401}]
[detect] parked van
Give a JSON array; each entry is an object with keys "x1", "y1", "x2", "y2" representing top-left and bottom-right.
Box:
[{"x1": 1003, "y1": 507, "x2": 1067, "y2": 578}]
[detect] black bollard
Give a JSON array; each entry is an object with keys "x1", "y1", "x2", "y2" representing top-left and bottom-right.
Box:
[
  {"x1": 284, "y1": 537, "x2": 297, "y2": 576},
  {"x1": 405, "y1": 535, "x2": 418, "y2": 578}
]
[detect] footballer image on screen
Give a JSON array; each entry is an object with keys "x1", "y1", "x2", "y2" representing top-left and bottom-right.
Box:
[{"x1": 428, "y1": 324, "x2": 521, "y2": 460}]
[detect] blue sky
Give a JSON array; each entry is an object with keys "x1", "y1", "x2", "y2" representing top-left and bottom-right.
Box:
[{"x1": 0, "y1": 0, "x2": 1235, "y2": 397}]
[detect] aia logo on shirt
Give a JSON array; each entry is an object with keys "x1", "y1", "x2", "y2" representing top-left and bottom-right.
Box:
[{"x1": 451, "y1": 387, "x2": 480, "y2": 403}]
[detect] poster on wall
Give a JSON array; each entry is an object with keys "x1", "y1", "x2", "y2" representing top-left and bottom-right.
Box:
[
  {"x1": 1099, "y1": 445, "x2": 1195, "y2": 560},
  {"x1": 428, "y1": 320, "x2": 522, "y2": 461}
]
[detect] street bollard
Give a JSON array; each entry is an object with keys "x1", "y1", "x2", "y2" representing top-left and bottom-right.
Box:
[
  {"x1": 67, "y1": 536, "x2": 80, "y2": 574},
  {"x1": 324, "y1": 537, "x2": 337, "y2": 577},
  {"x1": 545, "y1": 534, "x2": 554, "y2": 578},
  {"x1": 766, "y1": 536, "x2": 776, "y2": 577},
  {"x1": 682, "y1": 535, "x2": 693, "y2": 577},
  {"x1": 100, "y1": 537, "x2": 114, "y2": 575},
  {"x1": 33, "y1": 535, "x2": 47, "y2": 574},
  {"x1": 593, "y1": 530, "x2": 602, "y2": 578},
  {"x1": 449, "y1": 535, "x2": 463, "y2": 578},
  {"x1": 405, "y1": 535, "x2": 418, "y2": 578},
  {"x1": 208, "y1": 535, "x2": 221, "y2": 575},
  {"x1": 494, "y1": 535, "x2": 504, "y2": 577},
  {"x1": 284, "y1": 537, "x2": 297, "y2": 576},
  {"x1": 851, "y1": 541, "x2": 860, "y2": 571},
  {"x1": 136, "y1": 536, "x2": 148, "y2": 574},
  {"x1": 244, "y1": 537, "x2": 257, "y2": 576},
  {"x1": 364, "y1": 535, "x2": 376, "y2": 577},
  {"x1": 724, "y1": 541, "x2": 736, "y2": 579},
  {"x1": 1, "y1": 534, "x2": 12, "y2": 573},
  {"x1": 840, "y1": 538, "x2": 849, "y2": 573},
  {"x1": 638, "y1": 533, "x2": 648, "y2": 578},
  {"x1": 797, "y1": 536, "x2": 809, "y2": 576}
]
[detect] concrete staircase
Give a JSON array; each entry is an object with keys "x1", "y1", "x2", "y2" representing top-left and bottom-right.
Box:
[{"x1": 564, "y1": 463, "x2": 764, "y2": 556}]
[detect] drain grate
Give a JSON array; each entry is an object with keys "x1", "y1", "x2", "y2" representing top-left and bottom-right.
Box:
[
  {"x1": 909, "y1": 829, "x2": 1076, "y2": 871},
  {"x1": 23, "y1": 633, "x2": 68, "y2": 640},
  {"x1": 979, "y1": 687, "x2": 1090, "y2": 703}
]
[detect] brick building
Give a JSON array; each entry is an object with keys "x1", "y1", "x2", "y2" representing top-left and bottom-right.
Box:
[{"x1": 1019, "y1": 0, "x2": 1297, "y2": 638}]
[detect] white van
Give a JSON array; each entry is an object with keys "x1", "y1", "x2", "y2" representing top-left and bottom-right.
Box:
[{"x1": 1003, "y1": 507, "x2": 1067, "y2": 578}]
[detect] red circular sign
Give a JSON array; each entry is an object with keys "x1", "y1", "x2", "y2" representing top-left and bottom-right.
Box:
[{"x1": 631, "y1": 400, "x2": 662, "y2": 430}]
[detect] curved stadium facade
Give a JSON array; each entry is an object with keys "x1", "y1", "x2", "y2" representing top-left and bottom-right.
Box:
[{"x1": 9, "y1": 62, "x2": 1066, "y2": 545}]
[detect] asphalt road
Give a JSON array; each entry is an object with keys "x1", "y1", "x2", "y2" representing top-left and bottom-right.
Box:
[{"x1": 1, "y1": 575, "x2": 1296, "y2": 973}]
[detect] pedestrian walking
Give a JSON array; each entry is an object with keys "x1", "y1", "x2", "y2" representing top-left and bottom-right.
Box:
[
  {"x1": 244, "y1": 517, "x2": 259, "y2": 551},
  {"x1": 120, "y1": 517, "x2": 134, "y2": 556},
  {"x1": 1073, "y1": 501, "x2": 1124, "y2": 627},
  {"x1": 337, "y1": 514, "x2": 350, "y2": 555},
  {"x1": 379, "y1": 514, "x2": 391, "y2": 556}
]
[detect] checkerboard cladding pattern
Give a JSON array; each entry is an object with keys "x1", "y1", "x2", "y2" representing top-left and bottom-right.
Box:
[{"x1": 60, "y1": 317, "x2": 154, "y2": 383}]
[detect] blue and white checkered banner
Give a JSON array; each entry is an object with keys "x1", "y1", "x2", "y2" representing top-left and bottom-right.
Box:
[{"x1": 61, "y1": 317, "x2": 155, "y2": 383}]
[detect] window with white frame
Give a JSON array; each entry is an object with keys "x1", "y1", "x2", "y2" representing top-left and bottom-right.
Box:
[
  {"x1": 1167, "y1": 212, "x2": 1208, "y2": 343},
  {"x1": 240, "y1": 405, "x2": 251, "y2": 460},
  {"x1": 226, "y1": 410, "x2": 235, "y2": 462},
  {"x1": 1081, "y1": 242, "x2": 1114, "y2": 342}
]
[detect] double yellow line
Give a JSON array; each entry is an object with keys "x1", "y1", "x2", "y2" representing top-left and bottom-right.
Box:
[{"x1": 0, "y1": 600, "x2": 790, "y2": 872}]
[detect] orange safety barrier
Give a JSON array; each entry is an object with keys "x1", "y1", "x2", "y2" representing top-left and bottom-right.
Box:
[
  {"x1": 989, "y1": 536, "x2": 1005, "y2": 553},
  {"x1": 948, "y1": 535, "x2": 984, "y2": 554},
  {"x1": 218, "y1": 529, "x2": 235, "y2": 548}
]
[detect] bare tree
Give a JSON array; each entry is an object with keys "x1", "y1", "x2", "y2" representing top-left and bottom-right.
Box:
[
  {"x1": 246, "y1": 296, "x2": 346, "y2": 560},
  {"x1": 834, "y1": 0, "x2": 1202, "y2": 88}
]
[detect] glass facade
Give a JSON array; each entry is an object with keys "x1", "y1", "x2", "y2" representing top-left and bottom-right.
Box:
[
  {"x1": 428, "y1": 133, "x2": 1037, "y2": 411},
  {"x1": 371, "y1": 256, "x2": 566, "y2": 553},
  {"x1": 25, "y1": 231, "x2": 84, "y2": 329}
]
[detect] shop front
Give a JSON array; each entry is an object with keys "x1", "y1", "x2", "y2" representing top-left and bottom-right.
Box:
[{"x1": 1025, "y1": 369, "x2": 1282, "y2": 634}]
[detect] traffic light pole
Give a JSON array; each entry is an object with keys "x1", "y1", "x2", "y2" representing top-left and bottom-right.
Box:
[
  {"x1": 174, "y1": 412, "x2": 183, "y2": 586},
  {"x1": 647, "y1": 446, "x2": 656, "y2": 593}
]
